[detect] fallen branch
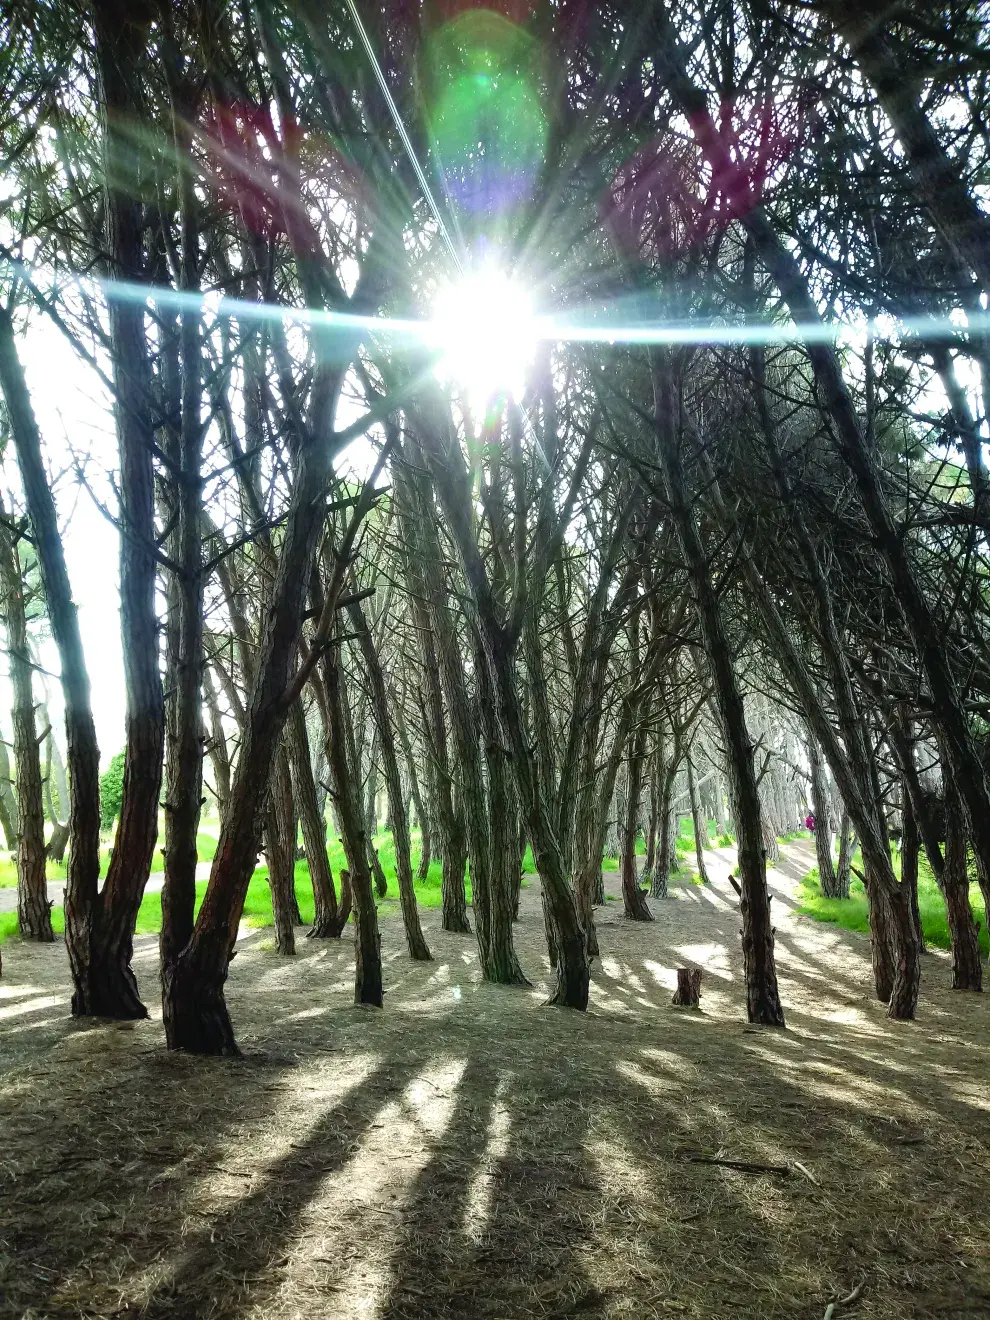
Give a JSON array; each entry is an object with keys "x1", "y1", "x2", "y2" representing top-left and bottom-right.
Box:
[
  {"x1": 823, "y1": 1279, "x2": 865, "y2": 1319},
  {"x1": 684, "y1": 1154, "x2": 793, "y2": 1177}
]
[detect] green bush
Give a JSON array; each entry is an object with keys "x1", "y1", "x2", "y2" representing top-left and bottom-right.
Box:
[{"x1": 99, "y1": 750, "x2": 126, "y2": 830}]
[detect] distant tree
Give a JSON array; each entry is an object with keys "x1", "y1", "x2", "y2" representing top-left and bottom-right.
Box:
[{"x1": 100, "y1": 752, "x2": 126, "y2": 832}]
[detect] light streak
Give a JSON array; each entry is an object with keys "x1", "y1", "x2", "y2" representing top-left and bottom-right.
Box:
[{"x1": 6, "y1": 260, "x2": 987, "y2": 353}]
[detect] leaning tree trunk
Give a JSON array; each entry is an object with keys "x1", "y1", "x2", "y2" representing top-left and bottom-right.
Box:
[
  {"x1": 348, "y1": 594, "x2": 431, "y2": 961},
  {"x1": 835, "y1": 811, "x2": 854, "y2": 899},
  {"x1": 0, "y1": 525, "x2": 51, "y2": 941},
  {"x1": 620, "y1": 720, "x2": 653, "y2": 922},
  {"x1": 652, "y1": 348, "x2": 783, "y2": 1027}
]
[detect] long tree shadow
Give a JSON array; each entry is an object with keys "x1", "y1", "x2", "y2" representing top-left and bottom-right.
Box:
[{"x1": 131, "y1": 1051, "x2": 422, "y2": 1319}]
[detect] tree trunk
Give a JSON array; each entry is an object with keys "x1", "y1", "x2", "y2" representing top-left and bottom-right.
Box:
[
  {"x1": 0, "y1": 727, "x2": 18, "y2": 852},
  {"x1": 86, "y1": 0, "x2": 165, "y2": 1019},
  {"x1": 900, "y1": 788, "x2": 927, "y2": 956},
  {"x1": 650, "y1": 760, "x2": 677, "y2": 899},
  {"x1": 287, "y1": 700, "x2": 348, "y2": 938},
  {"x1": 162, "y1": 419, "x2": 346, "y2": 1053},
  {"x1": 0, "y1": 525, "x2": 51, "y2": 941},
  {"x1": 642, "y1": 765, "x2": 660, "y2": 884},
  {"x1": 393, "y1": 701, "x2": 432, "y2": 881},
  {"x1": 686, "y1": 753, "x2": 712, "y2": 886},
  {"x1": 158, "y1": 92, "x2": 206, "y2": 982},
  {"x1": 652, "y1": 349, "x2": 783, "y2": 1027},
  {"x1": 347, "y1": 594, "x2": 430, "y2": 961},
  {"x1": 809, "y1": 735, "x2": 839, "y2": 897},
  {"x1": 0, "y1": 301, "x2": 102, "y2": 1008},
  {"x1": 835, "y1": 812, "x2": 854, "y2": 900},
  {"x1": 264, "y1": 743, "x2": 297, "y2": 956},
  {"x1": 620, "y1": 721, "x2": 653, "y2": 922},
  {"x1": 417, "y1": 406, "x2": 587, "y2": 1007},
  {"x1": 943, "y1": 779, "x2": 983, "y2": 992},
  {"x1": 323, "y1": 644, "x2": 382, "y2": 1007}
]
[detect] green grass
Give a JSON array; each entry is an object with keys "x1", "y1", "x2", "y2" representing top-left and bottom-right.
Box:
[
  {"x1": 797, "y1": 851, "x2": 989, "y2": 957},
  {"x1": 0, "y1": 828, "x2": 467, "y2": 944},
  {"x1": 0, "y1": 829, "x2": 219, "y2": 887}
]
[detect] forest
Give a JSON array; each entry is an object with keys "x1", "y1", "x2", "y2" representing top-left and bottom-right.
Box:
[{"x1": 1, "y1": 1, "x2": 989, "y2": 1317}]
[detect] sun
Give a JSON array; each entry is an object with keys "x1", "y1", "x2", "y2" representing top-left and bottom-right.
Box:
[{"x1": 429, "y1": 265, "x2": 539, "y2": 410}]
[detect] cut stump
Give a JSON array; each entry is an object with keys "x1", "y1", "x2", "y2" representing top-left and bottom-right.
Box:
[{"x1": 672, "y1": 967, "x2": 702, "y2": 1007}]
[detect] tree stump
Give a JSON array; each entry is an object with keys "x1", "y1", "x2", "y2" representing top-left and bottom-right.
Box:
[{"x1": 672, "y1": 967, "x2": 702, "y2": 1007}]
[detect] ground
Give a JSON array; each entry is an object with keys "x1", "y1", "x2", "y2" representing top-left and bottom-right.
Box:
[{"x1": 1, "y1": 841, "x2": 989, "y2": 1320}]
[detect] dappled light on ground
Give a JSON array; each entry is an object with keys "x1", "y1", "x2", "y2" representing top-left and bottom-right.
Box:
[{"x1": 2, "y1": 842, "x2": 989, "y2": 1318}]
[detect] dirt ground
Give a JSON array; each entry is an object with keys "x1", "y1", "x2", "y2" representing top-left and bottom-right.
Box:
[{"x1": 2, "y1": 840, "x2": 989, "y2": 1320}]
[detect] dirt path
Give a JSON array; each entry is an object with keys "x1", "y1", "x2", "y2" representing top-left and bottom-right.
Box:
[{"x1": 2, "y1": 840, "x2": 988, "y2": 1320}]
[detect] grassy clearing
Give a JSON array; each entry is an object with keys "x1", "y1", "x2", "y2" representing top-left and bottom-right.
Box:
[{"x1": 797, "y1": 850, "x2": 989, "y2": 957}]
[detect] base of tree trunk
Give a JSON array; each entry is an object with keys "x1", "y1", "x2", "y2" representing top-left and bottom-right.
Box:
[
  {"x1": 671, "y1": 966, "x2": 702, "y2": 1007},
  {"x1": 18, "y1": 892, "x2": 55, "y2": 942},
  {"x1": 46, "y1": 820, "x2": 70, "y2": 863},
  {"x1": 545, "y1": 930, "x2": 589, "y2": 1009},
  {"x1": 70, "y1": 946, "x2": 149, "y2": 1021},
  {"x1": 442, "y1": 910, "x2": 472, "y2": 934},
  {"x1": 162, "y1": 957, "x2": 239, "y2": 1055}
]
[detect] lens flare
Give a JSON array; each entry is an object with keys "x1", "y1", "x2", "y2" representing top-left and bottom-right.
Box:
[{"x1": 429, "y1": 265, "x2": 538, "y2": 407}]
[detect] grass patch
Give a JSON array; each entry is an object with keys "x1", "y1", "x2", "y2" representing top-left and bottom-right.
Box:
[{"x1": 797, "y1": 854, "x2": 989, "y2": 956}]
